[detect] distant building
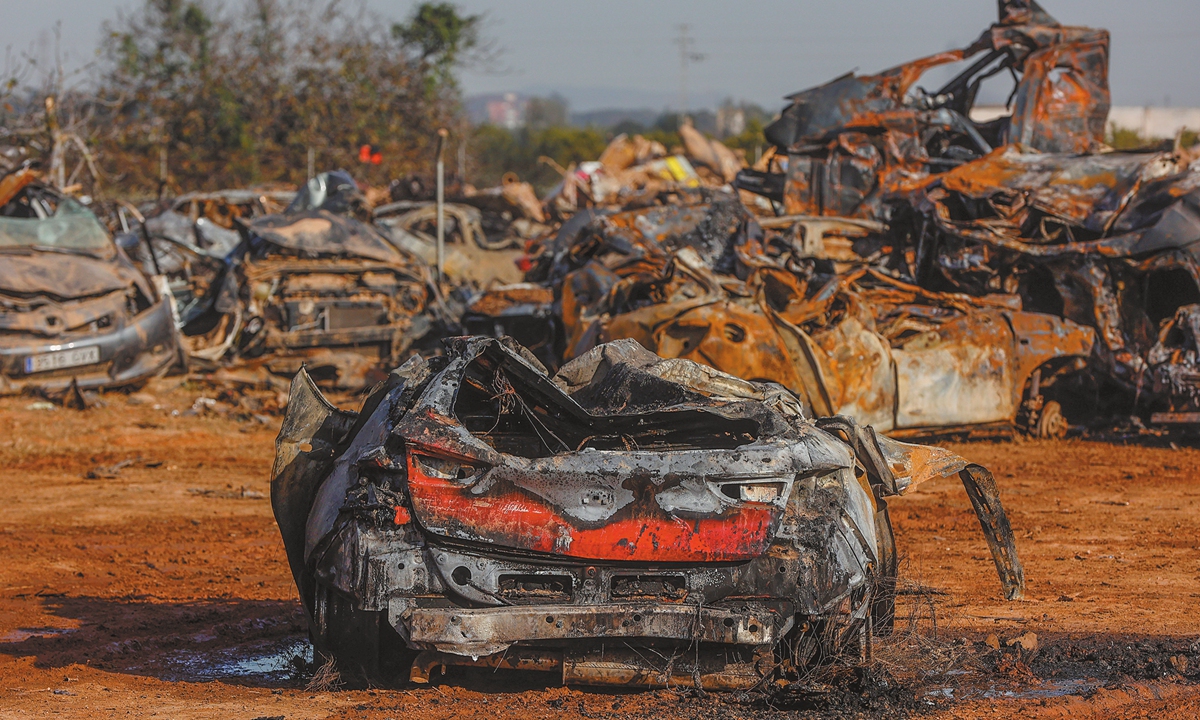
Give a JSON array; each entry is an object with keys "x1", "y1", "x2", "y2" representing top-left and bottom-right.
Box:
[
  {"x1": 464, "y1": 93, "x2": 529, "y2": 128},
  {"x1": 716, "y1": 106, "x2": 745, "y2": 138}
]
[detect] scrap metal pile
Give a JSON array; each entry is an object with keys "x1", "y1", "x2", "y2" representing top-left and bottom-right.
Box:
[
  {"x1": 5, "y1": 0, "x2": 1197, "y2": 431},
  {"x1": 512, "y1": 195, "x2": 1093, "y2": 437},
  {"x1": 125, "y1": 171, "x2": 448, "y2": 390},
  {"x1": 3, "y1": 0, "x2": 1187, "y2": 696},
  {"x1": 472, "y1": 0, "x2": 1200, "y2": 436}
]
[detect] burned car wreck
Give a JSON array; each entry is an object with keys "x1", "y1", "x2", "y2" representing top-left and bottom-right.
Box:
[
  {"x1": 899, "y1": 143, "x2": 1200, "y2": 425},
  {"x1": 0, "y1": 170, "x2": 179, "y2": 395},
  {"x1": 272, "y1": 336, "x2": 1024, "y2": 690},
  {"x1": 128, "y1": 171, "x2": 445, "y2": 389},
  {"x1": 739, "y1": 0, "x2": 1110, "y2": 219}
]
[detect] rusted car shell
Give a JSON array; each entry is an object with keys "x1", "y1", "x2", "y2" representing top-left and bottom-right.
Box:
[
  {"x1": 539, "y1": 197, "x2": 1096, "y2": 436},
  {"x1": 747, "y1": 1, "x2": 1110, "y2": 220},
  {"x1": 898, "y1": 141, "x2": 1200, "y2": 420},
  {"x1": 149, "y1": 206, "x2": 439, "y2": 389},
  {"x1": 592, "y1": 288, "x2": 1093, "y2": 435}
]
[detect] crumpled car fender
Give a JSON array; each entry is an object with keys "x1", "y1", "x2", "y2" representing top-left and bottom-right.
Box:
[
  {"x1": 270, "y1": 368, "x2": 359, "y2": 612},
  {"x1": 818, "y1": 416, "x2": 1026, "y2": 600}
]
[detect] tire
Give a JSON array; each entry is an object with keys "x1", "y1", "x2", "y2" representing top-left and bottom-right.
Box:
[{"x1": 311, "y1": 584, "x2": 415, "y2": 688}]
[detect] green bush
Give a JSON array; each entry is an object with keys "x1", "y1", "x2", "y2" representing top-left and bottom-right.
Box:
[{"x1": 469, "y1": 125, "x2": 608, "y2": 193}]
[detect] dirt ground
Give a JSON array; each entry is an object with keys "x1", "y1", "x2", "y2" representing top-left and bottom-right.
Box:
[{"x1": 0, "y1": 378, "x2": 1197, "y2": 719}]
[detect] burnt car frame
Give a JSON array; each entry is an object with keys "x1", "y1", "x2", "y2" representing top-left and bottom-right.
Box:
[
  {"x1": 739, "y1": 0, "x2": 1109, "y2": 221},
  {"x1": 127, "y1": 172, "x2": 444, "y2": 389},
  {"x1": 0, "y1": 171, "x2": 178, "y2": 395},
  {"x1": 272, "y1": 336, "x2": 1023, "y2": 690}
]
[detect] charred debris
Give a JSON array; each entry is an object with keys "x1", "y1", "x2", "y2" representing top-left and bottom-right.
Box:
[
  {"x1": 104, "y1": 116, "x2": 752, "y2": 393},
  {"x1": 272, "y1": 335, "x2": 1024, "y2": 691},
  {"x1": 473, "y1": 0, "x2": 1200, "y2": 437},
  {"x1": 114, "y1": 171, "x2": 443, "y2": 390}
]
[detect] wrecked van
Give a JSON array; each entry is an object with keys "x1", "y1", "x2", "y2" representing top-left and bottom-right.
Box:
[{"x1": 271, "y1": 336, "x2": 1023, "y2": 690}]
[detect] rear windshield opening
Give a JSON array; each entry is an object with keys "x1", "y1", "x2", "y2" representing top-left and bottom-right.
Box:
[
  {"x1": 454, "y1": 356, "x2": 565, "y2": 458},
  {"x1": 453, "y1": 356, "x2": 762, "y2": 458}
]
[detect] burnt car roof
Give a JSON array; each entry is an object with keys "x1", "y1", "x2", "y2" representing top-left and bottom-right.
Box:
[{"x1": 249, "y1": 210, "x2": 410, "y2": 264}]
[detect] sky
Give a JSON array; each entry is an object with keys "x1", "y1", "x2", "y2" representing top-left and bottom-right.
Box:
[{"x1": 2, "y1": 0, "x2": 1198, "y2": 113}]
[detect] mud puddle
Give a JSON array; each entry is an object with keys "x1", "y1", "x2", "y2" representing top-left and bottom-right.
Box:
[
  {"x1": 158, "y1": 635, "x2": 311, "y2": 684},
  {"x1": 926, "y1": 672, "x2": 1106, "y2": 702},
  {"x1": 0, "y1": 627, "x2": 76, "y2": 643}
]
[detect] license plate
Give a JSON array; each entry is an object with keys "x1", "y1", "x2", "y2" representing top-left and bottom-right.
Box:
[{"x1": 24, "y1": 346, "x2": 100, "y2": 374}]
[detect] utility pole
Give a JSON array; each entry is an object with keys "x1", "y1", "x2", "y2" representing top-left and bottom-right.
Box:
[
  {"x1": 457, "y1": 137, "x2": 467, "y2": 185},
  {"x1": 44, "y1": 96, "x2": 64, "y2": 189},
  {"x1": 158, "y1": 144, "x2": 168, "y2": 199},
  {"x1": 674, "y1": 24, "x2": 704, "y2": 126},
  {"x1": 435, "y1": 128, "x2": 448, "y2": 284}
]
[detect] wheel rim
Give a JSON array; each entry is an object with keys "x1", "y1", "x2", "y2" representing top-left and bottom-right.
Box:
[{"x1": 1038, "y1": 401, "x2": 1067, "y2": 439}]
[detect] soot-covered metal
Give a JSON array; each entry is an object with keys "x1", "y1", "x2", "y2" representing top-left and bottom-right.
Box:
[
  {"x1": 505, "y1": 193, "x2": 1096, "y2": 438},
  {"x1": 271, "y1": 335, "x2": 1024, "y2": 690},
  {"x1": 125, "y1": 172, "x2": 447, "y2": 390}
]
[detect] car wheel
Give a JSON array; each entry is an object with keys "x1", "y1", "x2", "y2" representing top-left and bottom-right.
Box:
[
  {"x1": 1037, "y1": 400, "x2": 1068, "y2": 439},
  {"x1": 311, "y1": 584, "x2": 415, "y2": 688}
]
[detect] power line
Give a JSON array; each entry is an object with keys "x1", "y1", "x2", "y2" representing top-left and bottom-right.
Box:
[{"x1": 674, "y1": 24, "x2": 705, "y2": 122}]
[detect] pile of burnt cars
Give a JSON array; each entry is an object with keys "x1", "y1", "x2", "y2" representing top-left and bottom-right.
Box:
[
  {"x1": 468, "y1": 0, "x2": 1200, "y2": 436},
  {"x1": 731, "y1": 0, "x2": 1200, "y2": 430},
  {"x1": 479, "y1": 191, "x2": 1095, "y2": 439},
  {"x1": 10, "y1": 0, "x2": 1196, "y2": 436}
]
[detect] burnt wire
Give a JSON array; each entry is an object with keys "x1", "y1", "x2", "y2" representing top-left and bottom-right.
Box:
[
  {"x1": 512, "y1": 392, "x2": 572, "y2": 453},
  {"x1": 485, "y1": 367, "x2": 571, "y2": 452}
]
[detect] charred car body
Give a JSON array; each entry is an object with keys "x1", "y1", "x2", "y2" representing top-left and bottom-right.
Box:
[
  {"x1": 272, "y1": 336, "x2": 1023, "y2": 690},
  {"x1": 127, "y1": 172, "x2": 445, "y2": 389},
  {"x1": 0, "y1": 170, "x2": 178, "y2": 395},
  {"x1": 900, "y1": 142, "x2": 1200, "y2": 425},
  {"x1": 740, "y1": 0, "x2": 1110, "y2": 220}
]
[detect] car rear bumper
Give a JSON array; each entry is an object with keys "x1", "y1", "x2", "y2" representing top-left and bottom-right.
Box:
[
  {"x1": 400, "y1": 600, "x2": 784, "y2": 654},
  {"x1": 0, "y1": 299, "x2": 178, "y2": 395},
  {"x1": 396, "y1": 600, "x2": 788, "y2": 690}
]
